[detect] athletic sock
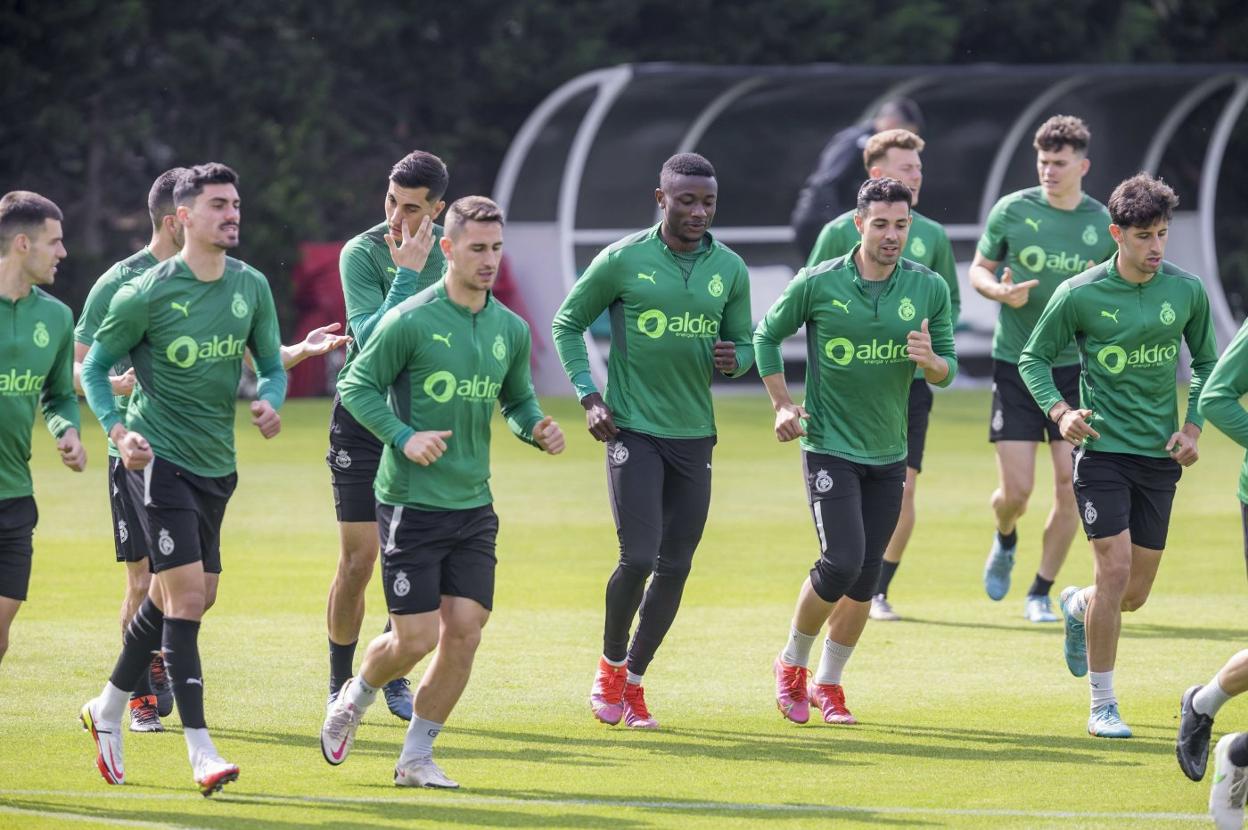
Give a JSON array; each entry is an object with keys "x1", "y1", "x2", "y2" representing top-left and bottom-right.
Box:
[
  {"x1": 781, "y1": 626, "x2": 817, "y2": 668},
  {"x1": 1089, "y1": 670, "x2": 1115, "y2": 708},
  {"x1": 1230, "y1": 733, "x2": 1248, "y2": 768},
  {"x1": 814, "y1": 639, "x2": 855, "y2": 686},
  {"x1": 108, "y1": 598, "x2": 165, "y2": 696},
  {"x1": 876, "y1": 560, "x2": 900, "y2": 597},
  {"x1": 1068, "y1": 586, "x2": 1092, "y2": 622},
  {"x1": 602, "y1": 655, "x2": 626, "y2": 667},
  {"x1": 162, "y1": 617, "x2": 206, "y2": 729},
  {"x1": 1193, "y1": 676, "x2": 1232, "y2": 717},
  {"x1": 626, "y1": 670, "x2": 644, "y2": 686},
  {"x1": 347, "y1": 675, "x2": 379, "y2": 711},
  {"x1": 399, "y1": 717, "x2": 443, "y2": 766},
  {"x1": 97, "y1": 682, "x2": 131, "y2": 724},
  {"x1": 1026, "y1": 574, "x2": 1054, "y2": 597},
  {"x1": 184, "y1": 726, "x2": 216, "y2": 766},
  {"x1": 328, "y1": 638, "x2": 357, "y2": 695},
  {"x1": 997, "y1": 528, "x2": 1017, "y2": 549}
]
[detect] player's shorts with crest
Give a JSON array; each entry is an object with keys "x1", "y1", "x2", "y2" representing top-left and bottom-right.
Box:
[
  {"x1": 128, "y1": 456, "x2": 237, "y2": 575},
  {"x1": 1071, "y1": 447, "x2": 1181, "y2": 550},
  {"x1": 989, "y1": 360, "x2": 1081, "y2": 443},
  {"x1": 0, "y1": 496, "x2": 37, "y2": 601},
  {"x1": 375, "y1": 502, "x2": 499, "y2": 615},
  {"x1": 109, "y1": 456, "x2": 149, "y2": 564},
  {"x1": 326, "y1": 393, "x2": 383, "y2": 523}
]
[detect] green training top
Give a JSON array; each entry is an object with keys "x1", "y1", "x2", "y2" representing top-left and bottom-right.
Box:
[
  {"x1": 806, "y1": 208, "x2": 960, "y2": 378},
  {"x1": 1199, "y1": 318, "x2": 1248, "y2": 502},
  {"x1": 74, "y1": 247, "x2": 160, "y2": 457},
  {"x1": 0, "y1": 287, "x2": 79, "y2": 500},
  {"x1": 978, "y1": 187, "x2": 1116, "y2": 366},
  {"x1": 87, "y1": 255, "x2": 285, "y2": 477},
  {"x1": 337, "y1": 282, "x2": 545, "y2": 511},
  {"x1": 338, "y1": 221, "x2": 447, "y2": 377},
  {"x1": 551, "y1": 225, "x2": 754, "y2": 439},
  {"x1": 754, "y1": 246, "x2": 958, "y2": 465},
  {"x1": 1019, "y1": 258, "x2": 1217, "y2": 458}
]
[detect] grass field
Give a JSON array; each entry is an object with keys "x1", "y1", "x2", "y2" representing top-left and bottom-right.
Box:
[{"x1": 0, "y1": 389, "x2": 1243, "y2": 829}]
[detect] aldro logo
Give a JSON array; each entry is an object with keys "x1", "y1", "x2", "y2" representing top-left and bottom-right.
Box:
[
  {"x1": 1096, "y1": 341, "x2": 1178, "y2": 374},
  {"x1": 824, "y1": 337, "x2": 911, "y2": 367},
  {"x1": 1016, "y1": 246, "x2": 1095, "y2": 275},
  {"x1": 0, "y1": 369, "x2": 46, "y2": 395},
  {"x1": 637, "y1": 309, "x2": 719, "y2": 340},
  {"x1": 423, "y1": 371, "x2": 501, "y2": 403},
  {"x1": 166, "y1": 334, "x2": 247, "y2": 369}
]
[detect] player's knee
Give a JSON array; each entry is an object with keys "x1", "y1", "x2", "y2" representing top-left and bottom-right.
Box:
[
  {"x1": 1094, "y1": 561, "x2": 1130, "y2": 598},
  {"x1": 394, "y1": 628, "x2": 439, "y2": 662},
  {"x1": 845, "y1": 564, "x2": 882, "y2": 603},
  {"x1": 442, "y1": 624, "x2": 483, "y2": 657},
  {"x1": 1120, "y1": 589, "x2": 1150, "y2": 613},
  {"x1": 811, "y1": 556, "x2": 860, "y2": 602},
  {"x1": 338, "y1": 552, "x2": 376, "y2": 588},
  {"x1": 998, "y1": 484, "x2": 1031, "y2": 515},
  {"x1": 616, "y1": 552, "x2": 656, "y2": 579},
  {"x1": 653, "y1": 556, "x2": 692, "y2": 581}
]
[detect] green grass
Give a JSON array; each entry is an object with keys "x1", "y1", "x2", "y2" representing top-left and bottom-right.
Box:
[{"x1": 1, "y1": 389, "x2": 1242, "y2": 828}]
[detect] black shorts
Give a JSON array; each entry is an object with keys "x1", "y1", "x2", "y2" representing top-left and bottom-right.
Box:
[
  {"x1": 327, "y1": 394, "x2": 382, "y2": 523},
  {"x1": 989, "y1": 360, "x2": 1081, "y2": 443},
  {"x1": 130, "y1": 457, "x2": 237, "y2": 575},
  {"x1": 109, "y1": 457, "x2": 149, "y2": 565},
  {"x1": 0, "y1": 496, "x2": 37, "y2": 601},
  {"x1": 376, "y1": 502, "x2": 499, "y2": 615},
  {"x1": 906, "y1": 379, "x2": 934, "y2": 473},
  {"x1": 1072, "y1": 448, "x2": 1181, "y2": 550}
]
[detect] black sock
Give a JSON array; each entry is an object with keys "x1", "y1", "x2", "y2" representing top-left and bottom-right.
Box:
[
  {"x1": 109, "y1": 598, "x2": 164, "y2": 692},
  {"x1": 997, "y1": 529, "x2": 1018, "y2": 549},
  {"x1": 162, "y1": 617, "x2": 206, "y2": 730},
  {"x1": 1027, "y1": 574, "x2": 1054, "y2": 598},
  {"x1": 130, "y1": 667, "x2": 153, "y2": 700},
  {"x1": 329, "y1": 638, "x2": 357, "y2": 695},
  {"x1": 603, "y1": 564, "x2": 647, "y2": 663},
  {"x1": 1230, "y1": 733, "x2": 1248, "y2": 767},
  {"x1": 876, "y1": 560, "x2": 900, "y2": 597}
]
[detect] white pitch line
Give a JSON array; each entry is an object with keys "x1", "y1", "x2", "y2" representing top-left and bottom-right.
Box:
[
  {"x1": 0, "y1": 804, "x2": 208, "y2": 829},
  {"x1": 0, "y1": 788, "x2": 1207, "y2": 823}
]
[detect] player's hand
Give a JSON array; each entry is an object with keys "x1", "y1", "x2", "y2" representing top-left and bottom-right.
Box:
[
  {"x1": 1057, "y1": 408, "x2": 1100, "y2": 445},
  {"x1": 403, "y1": 430, "x2": 452, "y2": 466},
  {"x1": 997, "y1": 268, "x2": 1040, "y2": 309},
  {"x1": 57, "y1": 427, "x2": 86, "y2": 472},
  {"x1": 300, "y1": 323, "x2": 351, "y2": 358},
  {"x1": 1166, "y1": 428, "x2": 1199, "y2": 467},
  {"x1": 109, "y1": 368, "x2": 137, "y2": 396},
  {"x1": 713, "y1": 340, "x2": 738, "y2": 373},
  {"x1": 774, "y1": 403, "x2": 808, "y2": 443},
  {"x1": 385, "y1": 215, "x2": 434, "y2": 274},
  {"x1": 114, "y1": 427, "x2": 153, "y2": 471},
  {"x1": 533, "y1": 415, "x2": 565, "y2": 455},
  {"x1": 906, "y1": 319, "x2": 941, "y2": 371},
  {"x1": 250, "y1": 400, "x2": 281, "y2": 439},
  {"x1": 582, "y1": 392, "x2": 619, "y2": 442}
]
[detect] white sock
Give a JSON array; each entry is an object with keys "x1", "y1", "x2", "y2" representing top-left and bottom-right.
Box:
[
  {"x1": 1068, "y1": 587, "x2": 1093, "y2": 622},
  {"x1": 626, "y1": 670, "x2": 644, "y2": 686},
  {"x1": 781, "y1": 626, "x2": 817, "y2": 668},
  {"x1": 1089, "y1": 671, "x2": 1115, "y2": 708},
  {"x1": 1193, "y1": 677, "x2": 1232, "y2": 717},
  {"x1": 602, "y1": 654, "x2": 626, "y2": 667},
  {"x1": 184, "y1": 727, "x2": 216, "y2": 765},
  {"x1": 814, "y1": 639, "x2": 855, "y2": 686},
  {"x1": 399, "y1": 716, "x2": 444, "y2": 766},
  {"x1": 98, "y1": 682, "x2": 130, "y2": 724},
  {"x1": 348, "y1": 676, "x2": 379, "y2": 711}
]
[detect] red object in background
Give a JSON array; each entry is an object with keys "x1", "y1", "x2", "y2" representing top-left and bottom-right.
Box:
[{"x1": 287, "y1": 242, "x2": 540, "y2": 396}]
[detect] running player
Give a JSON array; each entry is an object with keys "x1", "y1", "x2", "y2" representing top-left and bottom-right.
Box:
[
  {"x1": 79, "y1": 163, "x2": 287, "y2": 795},
  {"x1": 761, "y1": 177, "x2": 956, "y2": 726},
  {"x1": 551, "y1": 153, "x2": 754, "y2": 729},
  {"x1": 323, "y1": 196, "x2": 564, "y2": 788},
  {"x1": 972, "y1": 115, "x2": 1117, "y2": 622},
  {"x1": 1019, "y1": 173, "x2": 1217, "y2": 738},
  {"x1": 806, "y1": 127, "x2": 959, "y2": 622},
  {"x1": 325, "y1": 150, "x2": 448, "y2": 720},
  {"x1": 0, "y1": 191, "x2": 86, "y2": 668}
]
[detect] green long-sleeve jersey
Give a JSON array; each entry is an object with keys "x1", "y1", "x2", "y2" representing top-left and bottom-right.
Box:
[
  {"x1": 338, "y1": 282, "x2": 544, "y2": 511},
  {"x1": 551, "y1": 225, "x2": 754, "y2": 439},
  {"x1": 979, "y1": 187, "x2": 1116, "y2": 366},
  {"x1": 0, "y1": 287, "x2": 79, "y2": 500},
  {"x1": 1019, "y1": 258, "x2": 1217, "y2": 458},
  {"x1": 1199, "y1": 318, "x2": 1248, "y2": 502},
  {"x1": 754, "y1": 247, "x2": 958, "y2": 465},
  {"x1": 806, "y1": 208, "x2": 960, "y2": 379}
]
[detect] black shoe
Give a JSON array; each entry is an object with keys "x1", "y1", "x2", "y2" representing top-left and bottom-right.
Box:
[{"x1": 1177, "y1": 684, "x2": 1214, "y2": 781}]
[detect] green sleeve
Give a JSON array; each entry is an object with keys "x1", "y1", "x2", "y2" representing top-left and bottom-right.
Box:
[
  {"x1": 551, "y1": 251, "x2": 619, "y2": 399},
  {"x1": 1018, "y1": 283, "x2": 1076, "y2": 415},
  {"x1": 74, "y1": 271, "x2": 116, "y2": 345},
  {"x1": 88, "y1": 282, "x2": 148, "y2": 433},
  {"x1": 1182, "y1": 283, "x2": 1219, "y2": 429},
  {"x1": 720, "y1": 262, "x2": 755, "y2": 378},
  {"x1": 1199, "y1": 320, "x2": 1248, "y2": 448},
  {"x1": 338, "y1": 308, "x2": 418, "y2": 450},
  {"x1": 41, "y1": 314, "x2": 79, "y2": 438},
  {"x1": 805, "y1": 221, "x2": 848, "y2": 269},
  {"x1": 82, "y1": 341, "x2": 124, "y2": 434},
  {"x1": 247, "y1": 278, "x2": 286, "y2": 409},
  {"x1": 498, "y1": 323, "x2": 544, "y2": 448},
  {"x1": 926, "y1": 279, "x2": 958, "y2": 388},
  {"x1": 753, "y1": 270, "x2": 812, "y2": 378},
  {"x1": 976, "y1": 198, "x2": 1009, "y2": 261},
  {"x1": 931, "y1": 230, "x2": 960, "y2": 326}
]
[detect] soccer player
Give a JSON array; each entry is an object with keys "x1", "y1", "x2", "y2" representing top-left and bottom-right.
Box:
[
  {"x1": 806, "y1": 128, "x2": 959, "y2": 622},
  {"x1": 551, "y1": 153, "x2": 754, "y2": 729},
  {"x1": 323, "y1": 196, "x2": 564, "y2": 788},
  {"x1": 971, "y1": 115, "x2": 1118, "y2": 622},
  {"x1": 0, "y1": 191, "x2": 86, "y2": 667},
  {"x1": 1019, "y1": 173, "x2": 1217, "y2": 738},
  {"x1": 78, "y1": 163, "x2": 287, "y2": 795},
  {"x1": 325, "y1": 150, "x2": 448, "y2": 720}
]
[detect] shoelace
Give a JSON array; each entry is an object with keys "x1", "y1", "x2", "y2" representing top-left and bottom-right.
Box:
[
  {"x1": 623, "y1": 684, "x2": 651, "y2": 719},
  {"x1": 150, "y1": 657, "x2": 171, "y2": 690},
  {"x1": 781, "y1": 665, "x2": 809, "y2": 701},
  {"x1": 820, "y1": 684, "x2": 847, "y2": 710},
  {"x1": 595, "y1": 665, "x2": 626, "y2": 700}
]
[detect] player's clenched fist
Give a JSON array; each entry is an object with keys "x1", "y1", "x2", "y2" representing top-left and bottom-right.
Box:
[
  {"x1": 774, "y1": 403, "x2": 808, "y2": 443},
  {"x1": 250, "y1": 400, "x2": 281, "y2": 439},
  {"x1": 403, "y1": 430, "x2": 452, "y2": 466},
  {"x1": 533, "y1": 415, "x2": 565, "y2": 455},
  {"x1": 110, "y1": 425, "x2": 154, "y2": 471},
  {"x1": 57, "y1": 427, "x2": 87, "y2": 472}
]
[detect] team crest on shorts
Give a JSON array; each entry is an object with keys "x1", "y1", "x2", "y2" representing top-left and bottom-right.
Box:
[
  {"x1": 335, "y1": 449, "x2": 352, "y2": 469},
  {"x1": 707, "y1": 274, "x2": 724, "y2": 297},
  {"x1": 393, "y1": 570, "x2": 411, "y2": 598},
  {"x1": 118, "y1": 520, "x2": 128, "y2": 543},
  {"x1": 813, "y1": 469, "x2": 833, "y2": 493},
  {"x1": 1083, "y1": 500, "x2": 1098, "y2": 525},
  {"x1": 32, "y1": 321, "x2": 50, "y2": 348},
  {"x1": 492, "y1": 334, "x2": 507, "y2": 362},
  {"x1": 231, "y1": 292, "x2": 249, "y2": 318},
  {"x1": 608, "y1": 442, "x2": 629, "y2": 466},
  {"x1": 1160, "y1": 301, "x2": 1176, "y2": 326},
  {"x1": 158, "y1": 528, "x2": 175, "y2": 556},
  {"x1": 898, "y1": 297, "x2": 916, "y2": 321},
  {"x1": 992, "y1": 409, "x2": 1005, "y2": 432}
]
